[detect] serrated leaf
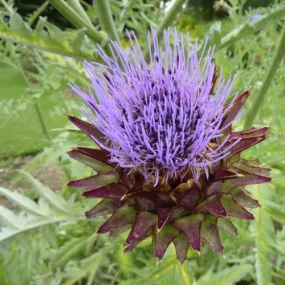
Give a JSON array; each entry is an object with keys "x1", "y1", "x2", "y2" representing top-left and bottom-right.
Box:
[
  {"x1": 0, "y1": 186, "x2": 47, "y2": 217},
  {"x1": 0, "y1": 216, "x2": 74, "y2": 242},
  {"x1": 208, "y1": 21, "x2": 222, "y2": 46},
  {"x1": 198, "y1": 264, "x2": 253, "y2": 285},
  {"x1": 0, "y1": 14, "x2": 94, "y2": 60},
  {"x1": 9, "y1": 13, "x2": 32, "y2": 38},
  {"x1": 137, "y1": 257, "x2": 176, "y2": 285},
  {"x1": 217, "y1": 5, "x2": 285, "y2": 51},
  {"x1": 63, "y1": 251, "x2": 105, "y2": 285},
  {"x1": 263, "y1": 202, "x2": 285, "y2": 223},
  {"x1": 20, "y1": 171, "x2": 71, "y2": 214},
  {"x1": 52, "y1": 237, "x2": 93, "y2": 269},
  {"x1": 176, "y1": 262, "x2": 196, "y2": 285},
  {"x1": 0, "y1": 206, "x2": 22, "y2": 229},
  {"x1": 44, "y1": 21, "x2": 65, "y2": 44},
  {"x1": 71, "y1": 28, "x2": 86, "y2": 50}
]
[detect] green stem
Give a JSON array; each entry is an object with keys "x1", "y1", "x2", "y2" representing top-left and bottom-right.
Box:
[
  {"x1": 95, "y1": 0, "x2": 120, "y2": 43},
  {"x1": 14, "y1": 48, "x2": 52, "y2": 144},
  {"x1": 144, "y1": 0, "x2": 185, "y2": 59},
  {"x1": 67, "y1": 0, "x2": 93, "y2": 27},
  {"x1": 27, "y1": 1, "x2": 49, "y2": 26},
  {"x1": 48, "y1": 0, "x2": 107, "y2": 43},
  {"x1": 0, "y1": 0, "x2": 13, "y2": 14},
  {"x1": 157, "y1": 0, "x2": 185, "y2": 40},
  {"x1": 244, "y1": 23, "x2": 285, "y2": 128},
  {"x1": 60, "y1": 92, "x2": 70, "y2": 114},
  {"x1": 35, "y1": 101, "x2": 52, "y2": 141}
]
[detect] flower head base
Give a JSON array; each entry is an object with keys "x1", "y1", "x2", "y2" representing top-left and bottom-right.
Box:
[{"x1": 68, "y1": 29, "x2": 271, "y2": 262}]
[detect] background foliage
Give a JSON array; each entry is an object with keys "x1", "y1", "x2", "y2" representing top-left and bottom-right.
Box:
[{"x1": 0, "y1": 0, "x2": 284, "y2": 284}]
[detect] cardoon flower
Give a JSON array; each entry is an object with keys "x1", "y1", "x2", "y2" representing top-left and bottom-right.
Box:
[{"x1": 68, "y1": 29, "x2": 271, "y2": 262}]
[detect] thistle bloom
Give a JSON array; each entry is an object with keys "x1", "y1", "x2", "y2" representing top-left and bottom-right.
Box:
[{"x1": 68, "y1": 29, "x2": 271, "y2": 262}]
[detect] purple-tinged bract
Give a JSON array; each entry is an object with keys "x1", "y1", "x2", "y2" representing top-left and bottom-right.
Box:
[{"x1": 68, "y1": 28, "x2": 271, "y2": 262}]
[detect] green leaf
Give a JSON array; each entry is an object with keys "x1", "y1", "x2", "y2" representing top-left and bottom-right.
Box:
[
  {"x1": 0, "y1": 186, "x2": 48, "y2": 217},
  {"x1": 49, "y1": 0, "x2": 107, "y2": 43},
  {"x1": 198, "y1": 264, "x2": 253, "y2": 285},
  {"x1": 0, "y1": 255, "x2": 11, "y2": 285},
  {"x1": 20, "y1": 171, "x2": 71, "y2": 214},
  {"x1": 0, "y1": 184, "x2": 79, "y2": 242},
  {"x1": 176, "y1": 262, "x2": 195, "y2": 285},
  {"x1": 234, "y1": 6, "x2": 284, "y2": 42},
  {"x1": 263, "y1": 202, "x2": 285, "y2": 223},
  {"x1": 211, "y1": 4, "x2": 285, "y2": 52},
  {"x1": 9, "y1": 13, "x2": 32, "y2": 38},
  {"x1": 71, "y1": 28, "x2": 87, "y2": 50},
  {"x1": 27, "y1": 1, "x2": 49, "y2": 26},
  {"x1": 0, "y1": 206, "x2": 22, "y2": 229},
  {"x1": 0, "y1": 13, "x2": 95, "y2": 60},
  {"x1": 0, "y1": 216, "x2": 74, "y2": 242},
  {"x1": 52, "y1": 237, "x2": 93, "y2": 269},
  {"x1": 255, "y1": 209, "x2": 273, "y2": 285},
  {"x1": 63, "y1": 251, "x2": 105, "y2": 285},
  {"x1": 208, "y1": 21, "x2": 222, "y2": 46},
  {"x1": 116, "y1": 245, "x2": 134, "y2": 279},
  {"x1": 137, "y1": 257, "x2": 176, "y2": 285}
]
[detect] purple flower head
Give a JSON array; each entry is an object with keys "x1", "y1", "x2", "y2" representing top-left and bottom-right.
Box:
[
  {"x1": 72, "y1": 28, "x2": 239, "y2": 184},
  {"x1": 68, "y1": 28, "x2": 271, "y2": 260}
]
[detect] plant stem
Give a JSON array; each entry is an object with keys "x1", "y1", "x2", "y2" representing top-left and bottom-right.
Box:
[
  {"x1": 15, "y1": 49, "x2": 52, "y2": 143},
  {"x1": 95, "y1": 0, "x2": 120, "y2": 43},
  {"x1": 49, "y1": 0, "x2": 107, "y2": 43},
  {"x1": 28, "y1": 1, "x2": 49, "y2": 26},
  {"x1": 35, "y1": 101, "x2": 52, "y2": 141},
  {"x1": 0, "y1": 0, "x2": 13, "y2": 14},
  {"x1": 244, "y1": 23, "x2": 285, "y2": 128},
  {"x1": 144, "y1": 0, "x2": 185, "y2": 59},
  {"x1": 67, "y1": 0, "x2": 93, "y2": 27},
  {"x1": 157, "y1": 0, "x2": 185, "y2": 40}
]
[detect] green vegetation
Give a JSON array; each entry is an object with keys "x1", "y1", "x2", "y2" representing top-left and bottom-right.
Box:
[{"x1": 0, "y1": 0, "x2": 284, "y2": 284}]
